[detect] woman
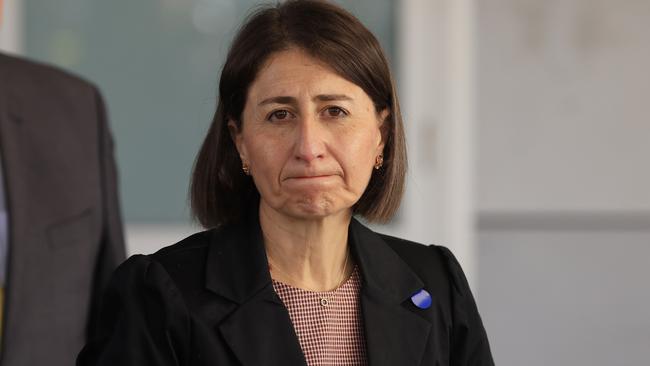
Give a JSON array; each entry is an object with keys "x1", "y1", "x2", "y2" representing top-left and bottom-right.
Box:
[{"x1": 78, "y1": 1, "x2": 494, "y2": 365}]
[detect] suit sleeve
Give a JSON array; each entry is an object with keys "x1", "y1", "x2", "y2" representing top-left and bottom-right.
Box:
[
  {"x1": 77, "y1": 255, "x2": 191, "y2": 366},
  {"x1": 436, "y1": 246, "x2": 495, "y2": 366},
  {"x1": 86, "y1": 87, "x2": 127, "y2": 341}
]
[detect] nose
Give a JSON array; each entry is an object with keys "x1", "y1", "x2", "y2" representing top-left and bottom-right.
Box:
[{"x1": 293, "y1": 115, "x2": 326, "y2": 163}]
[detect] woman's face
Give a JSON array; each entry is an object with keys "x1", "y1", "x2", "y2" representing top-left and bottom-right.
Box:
[{"x1": 231, "y1": 49, "x2": 387, "y2": 221}]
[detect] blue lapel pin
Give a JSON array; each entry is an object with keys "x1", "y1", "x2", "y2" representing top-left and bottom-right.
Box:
[{"x1": 410, "y1": 289, "x2": 432, "y2": 309}]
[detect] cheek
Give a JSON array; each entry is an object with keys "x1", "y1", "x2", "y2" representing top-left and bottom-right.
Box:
[
  {"x1": 243, "y1": 127, "x2": 278, "y2": 159},
  {"x1": 353, "y1": 126, "x2": 382, "y2": 157},
  {"x1": 243, "y1": 133, "x2": 288, "y2": 184},
  {"x1": 338, "y1": 129, "x2": 381, "y2": 181}
]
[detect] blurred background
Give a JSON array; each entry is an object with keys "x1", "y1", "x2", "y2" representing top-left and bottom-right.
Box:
[{"x1": 1, "y1": 0, "x2": 649, "y2": 364}]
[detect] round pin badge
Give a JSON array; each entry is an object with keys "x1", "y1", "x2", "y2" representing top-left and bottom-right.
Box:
[{"x1": 410, "y1": 289, "x2": 432, "y2": 309}]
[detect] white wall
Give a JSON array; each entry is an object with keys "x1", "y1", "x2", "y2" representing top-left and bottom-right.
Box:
[
  {"x1": 126, "y1": 224, "x2": 197, "y2": 256},
  {"x1": 477, "y1": 0, "x2": 650, "y2": 212},
  {"x1": 476, "y1": 1, "x2": 650, "y2": 364},
  {"x1": 395, "y1": 0, "x2": 479, "y2": 289},
  {"x1": 0, "y1": 0, "x2": 23, "y2": 54}
]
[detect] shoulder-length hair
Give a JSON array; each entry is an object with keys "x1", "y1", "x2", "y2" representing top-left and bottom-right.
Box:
[{"x1": 191, "y1": 0, "x2": 407, "y2": 228}]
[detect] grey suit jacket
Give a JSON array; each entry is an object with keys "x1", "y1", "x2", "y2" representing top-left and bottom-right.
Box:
[{"x1": 0, "y1": 53, "x2": 126, "y2": 366}]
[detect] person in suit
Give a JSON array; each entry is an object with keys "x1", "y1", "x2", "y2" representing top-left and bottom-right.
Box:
[
  {"x1": 0, "y1": 52, "x2": 126, "y2": 365},
  {"x1": 78, "y1": 1, "x2": 493, "y2": 365}
]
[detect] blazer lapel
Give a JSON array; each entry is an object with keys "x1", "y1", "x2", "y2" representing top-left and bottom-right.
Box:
[
  {"x1": 349, "y1": 219, "x2": 433, "y2": 366},
  {"x1": 203, "y1": 212, "x2": 431, "y2": 366},
  {"x1": 205, "y1": 211, "x2": 307, "y2": 366},
  {"x1": 218, "y1": 284, "x2": 307, "y2": 366}
]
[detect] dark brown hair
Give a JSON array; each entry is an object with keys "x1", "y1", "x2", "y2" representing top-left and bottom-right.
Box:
[{"x1": 191, "y1": 0, "x2": 407, "y2": 227}]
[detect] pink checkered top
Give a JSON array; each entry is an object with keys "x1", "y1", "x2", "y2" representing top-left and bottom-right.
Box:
[{"x1": 272, "y1": 265, "x2": 369, "y2": 366}]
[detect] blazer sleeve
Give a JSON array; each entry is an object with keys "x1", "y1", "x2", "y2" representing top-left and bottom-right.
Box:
[
  {"x1": 86, "y1": 86, "x2": 127, "y2": 341},
  {"x1": 436, "y1": 246, "x2": 495, "y2": 366},
  {"x1": 77, "y1": 255, "x2": 191, "y2": 366}
]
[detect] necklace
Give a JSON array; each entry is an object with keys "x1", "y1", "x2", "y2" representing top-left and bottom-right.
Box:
[
  {"x1": 319, "y1": 250, "x2": 349, "y2": 307},
  {"x1": 268, "y1": 249, "x2": 350, "y2": 307}
]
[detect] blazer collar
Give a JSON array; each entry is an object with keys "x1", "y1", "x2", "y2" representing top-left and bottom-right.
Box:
[
  {"x1": 348, "y1": 218, "x2": 424, "y2": 302},
  {"x1": 348, "y1": 219, "x2": 432, "y2": 366},
  {"x1": 203, "y1": 212, "x2": 424, "y2": 305},
  {"x1": 206, "y1": 210, "x2": 305, "y2": 365},
  {"x1": 204, "y1": 211, "x2": 432, "y2": 366},
  {"x1": 204, "y1": 210, "x2": 273, "y2": 304}
]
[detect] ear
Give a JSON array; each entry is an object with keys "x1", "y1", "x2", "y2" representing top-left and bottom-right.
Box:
[
  {"x1": 227, "y1": 119, "x2": 247, "y2": 159},
  {"x1": 376, "y1": 108, "x2": 390, "y2": 152}
]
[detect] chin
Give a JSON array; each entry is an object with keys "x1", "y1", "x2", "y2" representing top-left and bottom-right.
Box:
[
  {"x1": 285, "y1": 195, "x2": 346, "y2": 220},
  {"x1": 261, "y1": 190, "x2": 356, "y2": 221}
]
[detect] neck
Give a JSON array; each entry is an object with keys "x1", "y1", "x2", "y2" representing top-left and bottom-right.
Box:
[{"x1": 259, "y1": 201, "x2": 353, "y2": 292}]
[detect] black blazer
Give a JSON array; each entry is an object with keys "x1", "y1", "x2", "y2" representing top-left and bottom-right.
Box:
[
  {"x1": 0, "y1": 53, "x2": 126, "y2": 366},
  {"x1": 78, "y1": 213, "x2": 493, "y2": 366}
]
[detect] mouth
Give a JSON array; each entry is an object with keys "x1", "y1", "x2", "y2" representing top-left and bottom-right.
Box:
[
  {"x1": 283, "y1": 173, "x2": 340, "y2": 182},
  {"x1": 291, "y1": 174, "x2": 334, "y2": 179}
]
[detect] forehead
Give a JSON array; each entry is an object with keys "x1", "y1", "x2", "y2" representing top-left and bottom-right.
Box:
[{"x1": 247, "y1": 49, "x2": 367, "y2": 101}]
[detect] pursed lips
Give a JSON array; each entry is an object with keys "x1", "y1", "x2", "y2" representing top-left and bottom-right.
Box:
[
  {"x1": 282, "y1": 172, "x2": 341, "y2": 181},
  {"x1": 292, "y1": 175, "x2": 331, "y2": 179}
]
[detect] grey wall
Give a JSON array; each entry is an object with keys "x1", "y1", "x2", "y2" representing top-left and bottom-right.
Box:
[
  {"x1": 477, "y1": 0, "x2": 650, "y2": 212},
  {"x1": 479, "y1": 229, "x2": 650, "y2": 365},
  {"x1": 476, "y1": 0, "x2": 650, "y2": 364}
]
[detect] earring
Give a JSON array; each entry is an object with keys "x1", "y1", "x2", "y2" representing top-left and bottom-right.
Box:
[
  {"x1": 242, "y1": 162, "x2": 250, "y2": 175},
  {"x1": 374, "y1": 154, "x2": 384, "y2": 170}
]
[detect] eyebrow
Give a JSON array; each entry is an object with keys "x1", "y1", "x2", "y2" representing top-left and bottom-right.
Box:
[{"x1": 258, "y1": 94, "x2": 353, "y2": 106}]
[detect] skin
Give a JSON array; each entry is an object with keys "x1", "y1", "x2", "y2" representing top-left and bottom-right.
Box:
[{"x1": 230, "y1": 48, "x2": 388, "y2": 291}]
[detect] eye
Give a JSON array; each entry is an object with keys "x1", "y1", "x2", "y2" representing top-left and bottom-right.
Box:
[
  {"x1": 323, "y1": 106, "x2": 348, "y2": 118},
  {"x1": 267, "y1": 109, "x2": 294, "y2": 122}
]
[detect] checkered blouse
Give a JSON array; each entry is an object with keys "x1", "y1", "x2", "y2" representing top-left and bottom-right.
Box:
[{"x1": 272, "y1": 265, "x2": 368, "y2": 366}]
